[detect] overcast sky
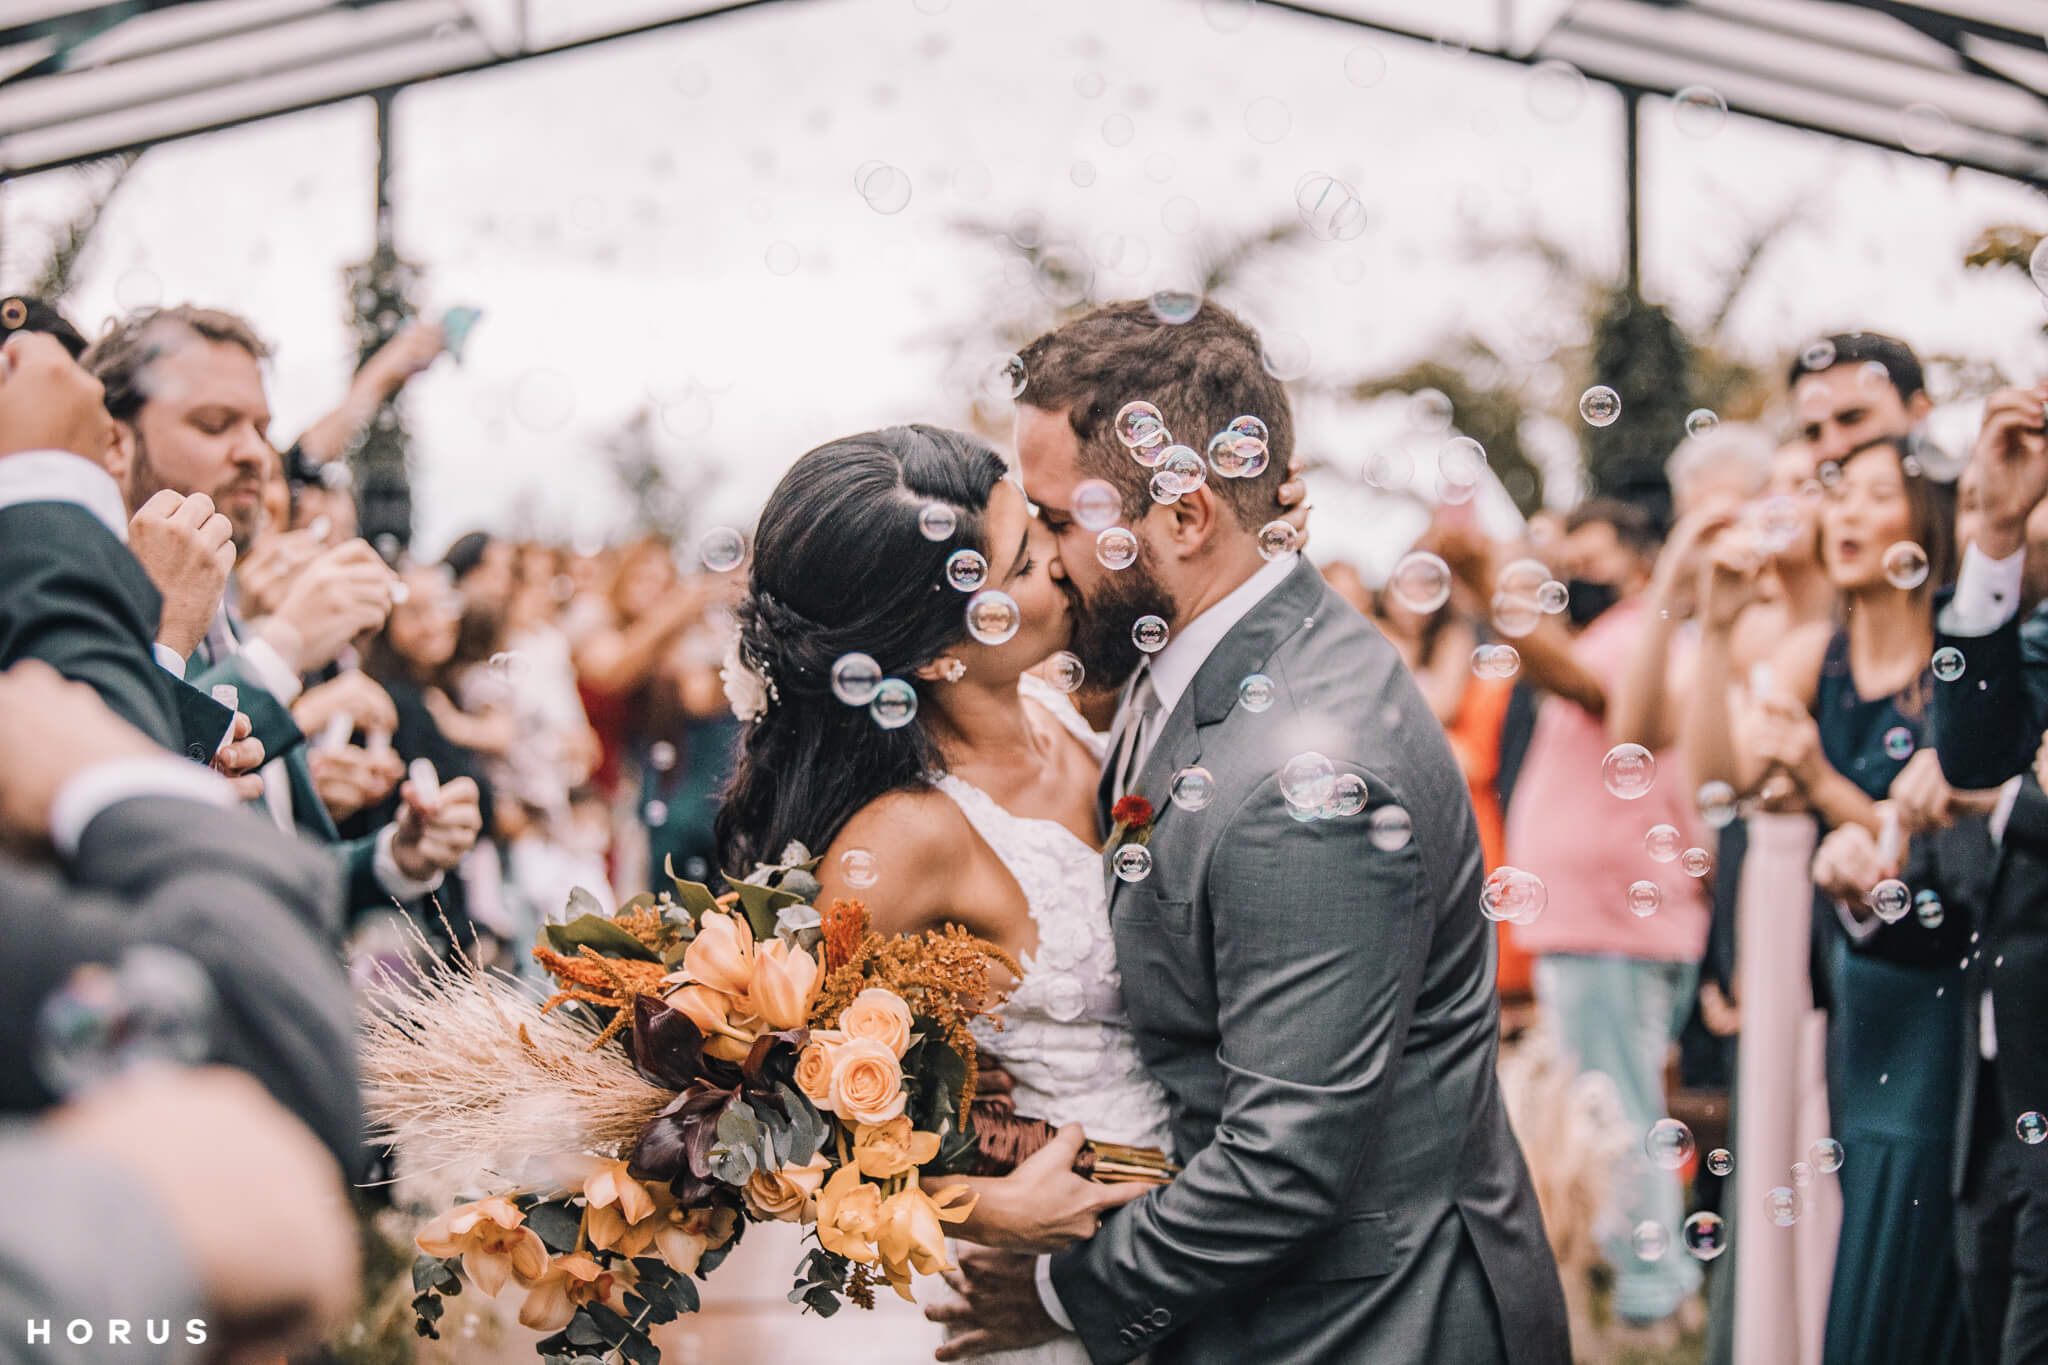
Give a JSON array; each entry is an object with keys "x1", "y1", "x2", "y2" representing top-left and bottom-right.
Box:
[{"x1": 4, "y1": 0, "x2": 2044, "y2": 573}]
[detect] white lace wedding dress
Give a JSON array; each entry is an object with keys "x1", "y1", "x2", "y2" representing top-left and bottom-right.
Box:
[{"x1": 927, "y1": 674, "x2": 1175, "y2": 1365}]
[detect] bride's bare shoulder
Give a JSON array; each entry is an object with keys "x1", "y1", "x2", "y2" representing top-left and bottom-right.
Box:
[{"x1": 814, "y1": 786, "x2": 973, "y2": 934}]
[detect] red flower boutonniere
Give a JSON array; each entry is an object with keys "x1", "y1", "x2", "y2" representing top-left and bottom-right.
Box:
[{"x1": 1105, "y1": 795, "x2": 1156, "y2": 853}]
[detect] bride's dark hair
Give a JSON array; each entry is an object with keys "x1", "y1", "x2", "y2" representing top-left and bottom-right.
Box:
[{"x1": 715, "y1": 424, "x2": 1011, "y2": 876}]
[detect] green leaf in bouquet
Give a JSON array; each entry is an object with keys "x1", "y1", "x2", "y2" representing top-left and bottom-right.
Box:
[
  {"x1": 903, "y1": 1026, "x2": 970, "y2": 1134},
  {"x1": 584, "y1": 1303, "x2": 633, "y2": 1346},
  {"x1": 728, "y1": 880, "x2": 807, "y2": 941},
  {"x1": 411, "y1": 1290, "x2": 444, "y2": 1339},
  {"x1": 620, "y1": 891, "x2": 659, "y2": 915},
  {"x1": 669, "y1": 1271, "x2": 703, "y2": 1312},
  {"x1": 523, "y1": 1199, "x2": 584, "y2": 1254},
  {"x1": 565, "y1": 886, "x2": 607, "y2": 921},
  {"x1": 779, "y1": 867, "x2": 824, "y2": 904},
  {"x1": 621, "y1": 1290, "x2": 678, "y2": 1329},
  {"x1": 564, "y1": 1309, "x2": 605, "y2": 1348},
  {"x1": 932, "y1": 1111, "x2": 978, "y2": 1175},
  {"x1": 773, "y1": 1081, "x2": 830, "y2": 1164},
  {"x1": 543, "y1": 913, "x2": 663, "y2": 963},
  {"x1": 664, "y1": 856, "x2": 724, "y2": 918},
  {"x1": 619, "y1": 1332, "x2": 662, "y2": 1365},
  {"x1": 411, "y1": 1253, "x2": 450, "y2": 1293},
  {"x1": 709, "y1": 1142, "x2": 758, "y2": 1185},
  {"x1": 695, "y1": 1218, "x2": 742, "y2": 1278}
]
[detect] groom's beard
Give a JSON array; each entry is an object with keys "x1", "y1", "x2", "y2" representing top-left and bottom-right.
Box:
[{"x1": 1065, "y1": 551, "x2": 1178, "y2": 691}]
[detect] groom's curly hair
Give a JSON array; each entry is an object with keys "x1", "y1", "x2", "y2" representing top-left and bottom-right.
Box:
[{"x1": 1015, "y1": 298, "x2": 1295, "y2": 528}]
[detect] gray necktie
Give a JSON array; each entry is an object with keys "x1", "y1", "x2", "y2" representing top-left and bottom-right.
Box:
[{"x1": 1113, "y1": 665, "x2": 1161, "y2": 802}]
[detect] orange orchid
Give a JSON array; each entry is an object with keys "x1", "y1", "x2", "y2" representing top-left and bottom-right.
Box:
[
  {"x1": 815, "y1": 1162, "x2": 884, "y2": 1264},
  {"x1": 750, "y1": 937, "x2": 822, "y2": 1031},
  {"x1": 662, "y1": 981, "x2": 760, "y2": 1063},
  {"x1": 680, "y1": 908, "x2": 755, "y2": 998},
  {"x1": 876, "y1": 1183, "x2": 978, "y2": 1301},
  {"x1": 852, "y1": 1117, "x2": 943, "y2": 1179},
  {"x1": 516, "y1": 1252, "x2": 633, "y2": 1333},
  {"x1": 580, "y1": 1159, "x2": 662, "y2": 1256},
  {"x1": 415, "y1": 1196, "x2": 550, "y2": 1297},
  {"x1": 643, "y1": 1195, "x2": 739, "y2": 1274}
]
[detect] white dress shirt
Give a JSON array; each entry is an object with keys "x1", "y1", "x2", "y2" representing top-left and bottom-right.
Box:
[
  {"x1": 50, "y1": 756, "x2": 235, "y2": 858},
  {"x1": 1037, "y1": 549, "x2": 1302, "y2": 1330}
]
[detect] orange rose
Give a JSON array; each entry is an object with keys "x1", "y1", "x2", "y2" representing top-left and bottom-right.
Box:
[
  {"x1": 750, "y1": 938, "x2": 821, "y2": 1031},
  {"x1": 852, "y1": 1116, "x2": 943, "y2": 1179},
  {"x1": 684, "y1": 908, "x2": 755, "y2": 998},
  {"x1": 742, "y1": 1152, "x2": 830, "y2": 1222},
  {"x1": 828, "y1": 1036, "x2": 907, "y2": 1126},
  {"x1": 838, "y1": 987, "x2": 913, "y2": 1059},
  {"x1": 794, "y1": 1029, "x2": 843, "y2": 1109},
  {"x1": 815, "y1": 1162, "x2": 883, "y2": 1263},
  {"x1": 665, "y1": 982, "x2": 759, "y2": 1063}
]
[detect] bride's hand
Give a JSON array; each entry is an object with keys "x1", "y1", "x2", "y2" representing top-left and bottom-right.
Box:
[{"x1": 927, "y1": 1124, "x2": 1152, "y2": 1255}]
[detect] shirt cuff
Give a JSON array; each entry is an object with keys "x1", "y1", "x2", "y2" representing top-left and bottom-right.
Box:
[
  {"x1": 152, "y1": 643, "x2": 187, "y2": 680},
  {"x1": 236, "y1": 634, "x2": 304, "y2": 705},
  {"x1": 49, "y1": 756, "x2": 235, "y2": 859},
  {"x1": 1991, "y1": 776, "x2": 2025, "y2": 846},
  {"x1": 374, "y1": 822, "x2": 445, "y2": 902},
  {"x1": 1941, "y1": 541, "x2": 2027, "y2": 638},
  {"x1": 1036, "y1": 1255, "x2": 1075, "y2": 1332},
  {"x1": 1833, "y1": 896, "x2": 1884, "y2": 944}
]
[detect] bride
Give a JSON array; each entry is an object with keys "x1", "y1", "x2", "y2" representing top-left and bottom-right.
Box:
[{"x1": 714, "y1": 423, "x2": 1173, "y2": 1362}]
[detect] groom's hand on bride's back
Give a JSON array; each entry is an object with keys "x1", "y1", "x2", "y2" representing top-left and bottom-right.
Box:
[
  {"x1": 1277, "y1": 448, "x2": 1312, "y2": 548},
  {"x1": 928, "y1": 1123, "x2": 1149, "y2": 1255}
]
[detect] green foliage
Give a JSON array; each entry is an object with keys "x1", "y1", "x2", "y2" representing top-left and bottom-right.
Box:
[
  {"x1": 519, "y1": 1198, "x2": 585, "y2": 1255},
  {"x1": 541, "y1": 912, "x2": 663, "y2": 963},
  {"x1": 788, "y1": 1247, "x2": 850, "y2": 1317},
  {"x1": 1584, "y1": 286, "x2": 1692, "y2": 524}
]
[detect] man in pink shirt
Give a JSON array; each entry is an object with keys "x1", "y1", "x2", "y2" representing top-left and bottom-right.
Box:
[{"x1": 1505, "y1": 498, "x2": 1710, "y2": 1334}]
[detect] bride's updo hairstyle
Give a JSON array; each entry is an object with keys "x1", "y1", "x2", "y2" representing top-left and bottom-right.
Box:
[{"x1": 715, "y1": 424, "x2": 1011, "y2": 877}]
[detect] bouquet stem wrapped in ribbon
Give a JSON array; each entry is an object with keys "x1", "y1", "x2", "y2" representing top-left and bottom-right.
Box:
[{"x1": 362, "y1": 844, "x2": 1173, "y2": 1362}]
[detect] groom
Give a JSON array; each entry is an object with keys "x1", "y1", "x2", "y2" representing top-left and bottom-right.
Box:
[{"x1": 934, "y1": 300, "x2": 1570, "y2": 1363}]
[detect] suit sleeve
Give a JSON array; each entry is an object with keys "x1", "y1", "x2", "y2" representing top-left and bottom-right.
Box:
[
  {"x1": 0, "y1": 502, "x2": 183, "y2": 753},
  {"x1": 188, "y1": 654, "x2": 309, "y2": 765},
  {"x1": 0, "y1": 797, "x2": 364, "y2": 1180},
  {"x1": 1931, "y1": 599, "x2": 2048, "y2": 790},
  {"x1": 1050, "y1": 765, "x2": 1424, "y2": 1359}
]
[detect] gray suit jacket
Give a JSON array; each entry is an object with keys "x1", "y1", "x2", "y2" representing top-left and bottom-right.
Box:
[{"x1": 1049, "y1": 559, "x2": 1569, "y2": 1365}]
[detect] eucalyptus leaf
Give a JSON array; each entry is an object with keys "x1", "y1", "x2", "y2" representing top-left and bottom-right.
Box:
[
  {"x1": 565, "y1": 886, "x2": 606, "y2": 920},
  {"x1": 728, "y1": 881, "x2": 804, "y2": 941},
  {"x1": 542, "y1": 914, "x2": 661, "y2": 963},
  {"x1": 776, "y1": 1082, "x2": 829, "y2": 1164},
  {"x1": 523, "y1": 1199, "x2": 584, "y2": 1254},
  {"x1": 670, "y1": 1274, "x2": 702, "y2": 1313},
  {"x1": 620, "y1": 1332, "x2": 661, "y2": 1365},
  {"x1": 780, "y1": 868, "x2": 824, "y2": 903},
  {"x1": 584, "y1": 1303, "x2": 632, "y2": 1345}
]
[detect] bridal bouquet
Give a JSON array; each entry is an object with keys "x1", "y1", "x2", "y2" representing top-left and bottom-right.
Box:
[{"x1": 361, "y1": 845, "x2": 1020, "y2": 1363}]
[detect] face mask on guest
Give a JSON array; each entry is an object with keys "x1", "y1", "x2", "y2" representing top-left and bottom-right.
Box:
[{"x1": 1563, "y1": 578, "x2": 1620, "y2": 628}]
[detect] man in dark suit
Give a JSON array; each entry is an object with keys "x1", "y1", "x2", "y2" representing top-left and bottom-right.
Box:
[
  {"x1": 0, "y1": 658, "x2": 363, "y2": 1360},
  {"x1": 0, "y1": 323, "x2": 251, "y2": 774},
  {"x1": 81, "y1": 305, "x2": 482, "y2": 926},
  {"x1": 941, "y1": 301, "x2": 1568, "y2": 1364}
]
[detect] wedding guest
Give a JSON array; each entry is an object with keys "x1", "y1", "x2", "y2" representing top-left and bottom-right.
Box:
[
  {"x1": 1790, "y1": 331, "x2": 1935, "y2": 468},
  {"x1": 1700, "y1": 430, "x2": 1965, "y2": 1364},
  {"x1": 83, "y1": 306, "x2": 481, "y2": 927},
  {"x1": 1504, "y1": 496, "x2": 1709, "y2": 1340}
]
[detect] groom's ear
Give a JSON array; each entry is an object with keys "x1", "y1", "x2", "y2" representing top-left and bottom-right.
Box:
[{"x1": 1161, "y1": 484, "x2": 1226, "y2": 560}]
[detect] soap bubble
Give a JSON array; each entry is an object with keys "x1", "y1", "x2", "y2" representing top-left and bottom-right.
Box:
[
  {"x1": 1132, "y1": 615, "x2": 1170, "y2": 653},
  {"x1": 1682, "y1": 1211, "x2": 1727, "y2": 1262},
  {"x1": 1238, "y1": 674, "x2": 1276, "y2": 712},
  {"x1": 33, "y1": 946, "x2": 217, "y2": 1099},
  {"x1": 1579, "y1": 385, "x2": 1622, "y2": 427},
  {"x1": 1602, "y1": 743, "x2": 1657, "y2": 799},
  {"x1": 1810, "y1": 1138, "x2": 1845, "y2": 1174},
  {"x1": 1327, "y1": 773, "x2": 1369, "y2": 818},
  {"x1": 1171, "y1": 766, "x2": 1217, "y2": 811},
  {"x1": 946, "y1": 548, "x2": 989, "y2": 591},
  {"x1": 1697, "y1": 780, "x2": 1738, "y2": 828},
  {"x1": 649, "y1": 741, "x2": 677, "y2": 772},
  {"x1": 1389, "y1": 552, "x2": 1453, "y2": 613},
  {"x1": 1295, "y1": 172, "x2": 1368, "y2": 241},
  {"x1": 1673, "y1": 85, "x2": 1728, "y2": 139},
  {"x1": 1914, "y1": 888, "x2": 1945, "y2": 929},
  {"x1": 1344, "y1": 44, "x2": 1387, "y2": 87},
  {"x1": 983, "y1": 354, "x2": 1028, "y2": 402},
  {"x1": 1681, "y1": 847, "x2": 1714, "y2": 877},
  {"x1": 965, "y1": 590, "x2": 1021, "y2": 645},
  {"x1": 1764, "y1": 1186, "x2": 1800, "y2": 1227},
  {"x1": 1480, "y1": 866, "x2": 1546, "y2": 924},
  {"x1": 839, "y1": 849, "x2": 879, "y2": 888},
  {"x1": 1627, "y1": 880, "x2": 1662, "y2": 917},
  {"x1": 1932, "y1": 647, "x2": 1965, "y2": 682},
  {"x1": 1439, "y1": 436, "x2": 1487, "y2": 490},
  {"x1": 1883, "y1": 541, "x2": 1930, "y2": 590},
  {"x1": 1046, "y1": 651, "x2": 1085, "y2": 693},
  {"x1": 1706, "y1": 1148, "x2": 1734, "y2": 1177},
  {"x1": 1158, "y1": 445, "x2": 1207, "y2": 495},
  {"x1": 1113, "y1": 844, "x2": 1154, "y2": 883},
  {"x1": 1280, "y1": 752, "x2": 1338, "y2": 811},
  {"x1": 2019, "y1": 1112, "x2": 2048, "y2": 1145},
  {"x1": 1645, "y1": 1118, "x2": 1695, "y2": 1170},
  {"x1": 1537, "y1": 580, "x2": 1570, "y2": 614},
  {"x1": 1097, "y1": 527, "x2": 1139, "y2": 570},
  {"x1": 856, "y1": 162, "x2": 913, "y2": 213},
  {"x1": 1369, "y1": 805, "x2": 1413, "y2": 851},
  {"x1": 1148, "y1": 289, "x2": 1202, "y2": 324},
  {"x1": 1685, "y1": 408, "x2": 1720, "y2": 437},
  {"x1": 832, "y1": 653, "x2": 883, "y2": 706},
  {"x1": 1883, "y1": 726, "x2": 1915, "y2": 761},
  {"x1": 764, "y1": 241, "x2": 801, "y2": 276},
  {"x1": 699, "y1": 527, "x2": 747, "y2": 572},
  {"x1": 1631, "y1": 1221, "x2": 1670, "y2": 1262},
  {"x1": 1228, "y1": 414, "x2": 1269, "y2": 444},
  {"x1": 1800, "y1": 338, "x2": 1838, "y2": 372},
  {"x1": 1645, "y1": 824, "x2": 1681, "y2": 862},
  {"x1": 869, "y1": 678, "x2": 918, "y2": 729},
  {"x1": 1073, "y1": 479, "x2": 1122, "y2": 531},
  {"x1": 1868, "y1": 879, "x2": 1911, "y2": 924},
  {"x1": 1408, "y1": 388, "x2": 1453, "y2": 431},
  {"x1": 1208, "y1": 429, "x2": 1259, "y2": 478},
  {"x1": 919, "y1": 503, "x2": 958, "y2": 540},
  {"x1": 1790, "y1": 1160, "x2": 1815, "y2": 1189},
  {"x1": 1115, "y1": 400, "x2": 1167, "y2": 449},
  {"x1": 1491, "y1": 592, "x2": 1542, "y2": 640},
  {"x1": 1472, "y1": 643, "x2": 1521, "y2": 680},
  {"x1": 1525, "y1": 60, "x2": 1588, "y2": 122},
  {"x1": 1258, "y1": 520, "x2": 1299, "y2": 560}
]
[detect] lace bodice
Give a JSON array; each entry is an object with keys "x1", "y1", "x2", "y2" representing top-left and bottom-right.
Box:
[{"x1": 927, "y1": 678, "x2": 1172, "y2": 1152}]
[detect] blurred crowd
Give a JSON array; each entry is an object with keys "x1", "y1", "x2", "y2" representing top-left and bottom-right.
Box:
[
  {"x1": 2, "y1": 283, "x2": 2046, "y2": 1365},
  {"x1": 1316, "y1": 329, "x2": 2048, "y2": 1365}
]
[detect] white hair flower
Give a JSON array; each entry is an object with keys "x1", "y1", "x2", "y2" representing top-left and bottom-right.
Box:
[{"x1": 720, "y1": 637, "x2": 775, "y2": 723}]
